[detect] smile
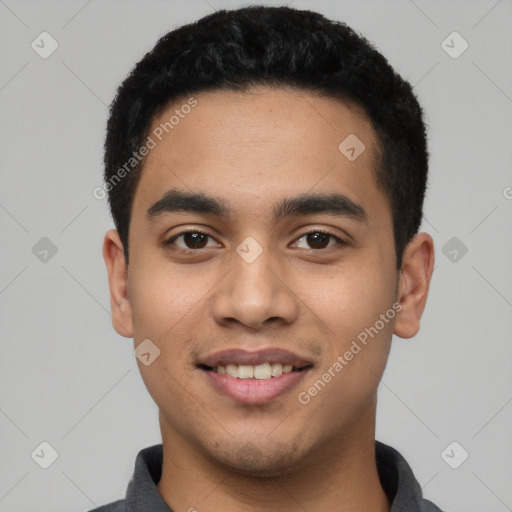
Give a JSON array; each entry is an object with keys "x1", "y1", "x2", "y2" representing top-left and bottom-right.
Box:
[
  {"x1": 197, "y1": 348, "x2": 313, "y2": 404},
  {"x1": 213, "y1": 362, "x2": 295, "y2": 379}
]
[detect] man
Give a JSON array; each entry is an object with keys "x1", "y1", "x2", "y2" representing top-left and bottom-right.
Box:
[{"x1": 96, "y1": 5, "x2": 440, "y2": 511}]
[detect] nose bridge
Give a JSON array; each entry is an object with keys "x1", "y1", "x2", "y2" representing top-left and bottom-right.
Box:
[
  {"x1": 236, "y1": 248, "x2": 276, "y2": 301},
  {"x1": 212, "y1": 241, "x2": 298, "y2": 329}
]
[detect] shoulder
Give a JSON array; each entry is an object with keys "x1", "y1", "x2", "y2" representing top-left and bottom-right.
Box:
[
  {"x1": 84, "y1": 499, "x2": 126, "y2": 512},
  {"x1": 422, "y1": 498, "x2": 446, "y2": 512}
]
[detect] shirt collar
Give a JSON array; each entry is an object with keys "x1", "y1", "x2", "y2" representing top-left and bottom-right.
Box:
[{"x1": 124, "y1": 441, "x2": 432, "y2": 511}]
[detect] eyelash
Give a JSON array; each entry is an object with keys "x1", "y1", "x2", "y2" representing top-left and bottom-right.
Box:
[{"x1": 163, "y1": 228, "x2": 347, "y2": 252}]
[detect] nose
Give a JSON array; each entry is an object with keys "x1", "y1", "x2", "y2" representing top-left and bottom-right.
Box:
[{"x1": 211, "y1": 246, "x2": 299, "y2": 331}]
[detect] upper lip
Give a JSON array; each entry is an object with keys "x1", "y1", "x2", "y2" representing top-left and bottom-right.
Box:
[{"x1": 198, "y1": 348, "x2": 314, "y2": 369}]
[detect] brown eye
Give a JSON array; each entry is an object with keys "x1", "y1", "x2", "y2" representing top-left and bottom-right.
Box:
[
  {"x1": 306, "y1": 232, "x2": 330, "y2": 249},
  {"x1": 182, "y1": 232, "x2": 208, "y2": 249},
  {"x1": 293, "y1": 230, "x2": 345, "y2": 250},
  {"x1": 166, "y1": 231, "x2": 217, "y2": 250}
]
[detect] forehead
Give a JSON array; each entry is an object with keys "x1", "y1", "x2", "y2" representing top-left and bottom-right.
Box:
[{"x1": 132, "y1": 86, "x2": 389, "y2": 230}]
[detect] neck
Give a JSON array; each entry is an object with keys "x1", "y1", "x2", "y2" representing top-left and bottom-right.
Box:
[{"x1": 156, "y1": 400, "x2": 390, "y2": 512}]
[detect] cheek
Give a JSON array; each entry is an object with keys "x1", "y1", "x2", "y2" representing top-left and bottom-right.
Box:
[
  {"x1": 304, "y1": 260, "x2": 397, "y2": 344},
  {"x1": 127, "y1": 262, "x2": 212, "y2": 393},
  {"x1": 128, "y1": 266, "x2": 202, "y2": 412},
  {"x1": 298, "y1": 252, "x2": 397, "y2": 402},
  {"x1": 128, "y1": 262, "x2": 207, "y2": 341},
  {"x1": 297, "y1": 270, "x2": 395, "y2": 425}
]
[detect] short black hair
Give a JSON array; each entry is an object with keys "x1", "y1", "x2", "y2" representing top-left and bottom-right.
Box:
[{"x1": 104, "y1": 5, "x2": 429, "y2": 269}]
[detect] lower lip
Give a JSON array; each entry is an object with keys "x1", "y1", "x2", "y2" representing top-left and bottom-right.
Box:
[{"x1": 203, "y1": 368, "x2": 309, "y2": 404}]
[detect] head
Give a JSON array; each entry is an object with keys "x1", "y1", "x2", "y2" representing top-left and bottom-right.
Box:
[
  {"x1": 103, "y1": 6, "x2": 429, "y2": 270},
  {"x1": 103, "y1": 6, "x2": 434, "y2": 475}
]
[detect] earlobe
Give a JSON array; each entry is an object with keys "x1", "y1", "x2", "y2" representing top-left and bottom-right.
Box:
[
  {"x1": 393, "y1": 232, "x2": 435, "y2": 339},
  {"x1": 102, "y1": 229, "x2": 134, "y2": 338}
]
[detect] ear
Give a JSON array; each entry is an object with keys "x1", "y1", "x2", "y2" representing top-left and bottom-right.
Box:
[
  {"x1": 394, "y1": 232, "x2": 435, "y2": 339},
  {"x1": 102, "y1": 229, "x2": 134, "y2": 338}
]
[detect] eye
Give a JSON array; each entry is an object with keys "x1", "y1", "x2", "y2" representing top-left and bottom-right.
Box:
[
  {"x1": 164, "y1": 229, "x2": 346, "y2": 252},
  {"x1": 165, "y1": 230, "x2": 219, "y2": 250},
  {"x1": 292, "y1": 230, "x2": 345, "y2": 250}
]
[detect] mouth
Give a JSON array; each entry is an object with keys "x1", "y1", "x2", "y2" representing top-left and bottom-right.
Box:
[
  {"x1": 197, "y1": 348, "x2": 313, "y2": 404},
  {"x1": 199, "y1": 362, "x2": 306, "y2": 380}
]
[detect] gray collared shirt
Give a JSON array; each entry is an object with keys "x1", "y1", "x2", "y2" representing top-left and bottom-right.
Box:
[{"x1": 87, "y1": 441, "x2": 445, "y2": 511}]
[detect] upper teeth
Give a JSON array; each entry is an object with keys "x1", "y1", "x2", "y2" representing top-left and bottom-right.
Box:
[{"x1": 216, "y1": 363, "x2": 294, "y2": 379}]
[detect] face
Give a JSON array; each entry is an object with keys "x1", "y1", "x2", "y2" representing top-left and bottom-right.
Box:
[{"x1": 104, "y1": 86, "x2": 431, "y2": 475}]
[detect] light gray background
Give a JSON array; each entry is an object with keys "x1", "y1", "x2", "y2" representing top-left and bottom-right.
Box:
[{"x1": 1, "y1": 0, "x2": 511, "y2": 511}]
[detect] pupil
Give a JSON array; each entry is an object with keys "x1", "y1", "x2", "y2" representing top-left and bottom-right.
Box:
[
  {"x1": 185, "y1": 232, "x2": 207, "y2": 248},
  {"x1": 182, "y1": 232, "x2": 330, "y2": 250},
  {"x1": 307, "y1": 232, "x2": 329, "y2": 249}
]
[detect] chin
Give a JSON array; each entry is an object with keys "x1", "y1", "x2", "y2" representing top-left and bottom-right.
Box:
[{"x1": 207, "y1": 438, "x2": 310, "y2": 478}]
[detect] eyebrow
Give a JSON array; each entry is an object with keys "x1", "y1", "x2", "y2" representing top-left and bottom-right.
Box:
[{"x1": 146, "y1": 188, "x2": 368, "y2": 224}]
